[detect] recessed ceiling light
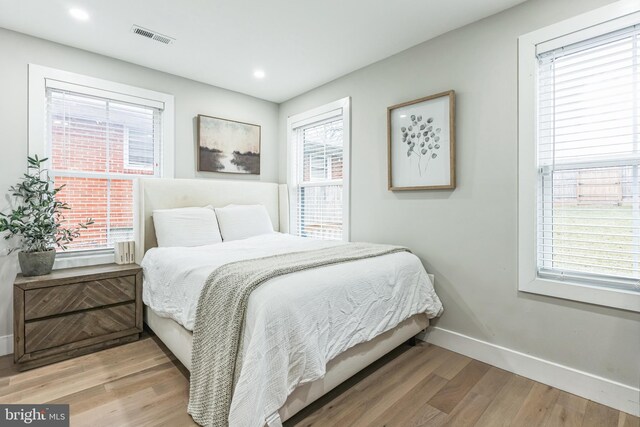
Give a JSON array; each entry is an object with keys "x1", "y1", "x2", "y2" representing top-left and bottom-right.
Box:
[
  {"x1": 253, "y1": 70, "x2": 265, "y2": 79},
  {"x1": 69, "y1": 8, "x2": 90, "y2": 21}
]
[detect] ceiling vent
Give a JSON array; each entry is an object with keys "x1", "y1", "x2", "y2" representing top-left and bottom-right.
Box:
[{"x1": 130, "y1": 25, "x2": 174, "y2": 45}]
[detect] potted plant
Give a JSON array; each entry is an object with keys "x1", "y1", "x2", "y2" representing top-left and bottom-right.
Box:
[{"x1": 0, "y1": 155, "x2": 93, "y2": 276}]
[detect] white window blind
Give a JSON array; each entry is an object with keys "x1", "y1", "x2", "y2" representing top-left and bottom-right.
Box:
[
  {"x1": 292, "y1": 115, "x2": 345, "y2": 240},
  {"x1": 124, "y1": 126, "x2": 155, "y2": 170},
  {"x1": 46, "y1": 86, "x2": 162, "y2": 253},
  {"x1": 536, "y1": 24, "x2": 640, "y2": 289}
]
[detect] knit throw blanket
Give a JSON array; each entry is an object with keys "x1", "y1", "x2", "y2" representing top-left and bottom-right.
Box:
[{"x1": 187, "y1": 242, "x2": 409, "y2": 427}]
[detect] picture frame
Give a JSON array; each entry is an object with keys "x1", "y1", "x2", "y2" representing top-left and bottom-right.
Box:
[
  {"x1": 387, "y1": 90, "x2": 456, "y2": 190},
  {"x1": 197, "y1": 114, "x2": 261, "y2": 175}
]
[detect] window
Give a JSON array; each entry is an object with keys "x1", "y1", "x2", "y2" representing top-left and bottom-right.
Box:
[
  {"x1": 288, "y1": 98, "x2": 350, "y2": 240},
  {"x1": 537, "y1": 25, "x2": 640, "y2": 286},
  {"x1": 29, "y1": 65, "x2": 174, "y2": 264},
  {"x1": 518, "y1": 3, "x2": 640, "y2": 312}
]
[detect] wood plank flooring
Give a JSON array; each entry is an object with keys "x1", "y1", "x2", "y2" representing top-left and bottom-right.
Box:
[{"x1": 0, "y1": 335, "x2": 635, "y2": 427}]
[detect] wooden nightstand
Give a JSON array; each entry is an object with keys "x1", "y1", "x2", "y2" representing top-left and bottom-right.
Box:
[{"x1": 13, "y1": 263, "x2": 143, "y2": 371}]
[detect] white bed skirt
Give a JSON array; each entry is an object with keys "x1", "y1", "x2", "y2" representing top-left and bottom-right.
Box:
[{"x1": 144, "y1": 307, "x2": 428, "y2": 422}]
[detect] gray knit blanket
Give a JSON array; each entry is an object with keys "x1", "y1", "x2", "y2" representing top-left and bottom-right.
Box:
[{"x1": 187, "y1": 242, "x2": 409, "y2": 427}]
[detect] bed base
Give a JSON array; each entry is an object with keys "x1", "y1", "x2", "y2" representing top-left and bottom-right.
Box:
[{"x1": 144, "y1": 307, "x2": 428, "y2": 423}]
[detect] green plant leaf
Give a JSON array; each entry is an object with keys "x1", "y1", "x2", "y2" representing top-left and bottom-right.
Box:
[{"x1": 1, "y1": 156, "x2": 91, "y2": 252}]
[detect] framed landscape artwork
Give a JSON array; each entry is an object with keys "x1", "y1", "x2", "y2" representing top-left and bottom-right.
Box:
[
  {"x1": 197, "y1": 114, "x2": 261, "y2": 175},
  {"x1": 387, "y1": 90, "x2": 456, "y2": 190}
]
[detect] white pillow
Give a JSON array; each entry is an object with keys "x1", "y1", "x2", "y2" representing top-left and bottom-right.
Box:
[
  {"x1": 215, "y1": 204, "x2": 274, "y2": 241},
  {"x1": 153, "y1": 206, "x2": 222, "y2": 247}
]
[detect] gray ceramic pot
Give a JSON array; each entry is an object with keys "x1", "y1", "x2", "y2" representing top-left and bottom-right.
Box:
[{"x1": 18, "y1": 250, "x2": 56, "y2": 277}]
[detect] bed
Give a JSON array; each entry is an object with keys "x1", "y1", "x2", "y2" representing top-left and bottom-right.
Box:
[{"x1": 134, "y1": 178, "x2": 443, "y2": 426}]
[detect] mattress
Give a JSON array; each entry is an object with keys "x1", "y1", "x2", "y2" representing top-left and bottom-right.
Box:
[{"x1": 141, "y1": 233, "x2": 443, "y2": 426}]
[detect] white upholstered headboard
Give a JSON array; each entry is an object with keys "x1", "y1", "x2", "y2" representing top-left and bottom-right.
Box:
[{"x1": 134, "y1": 178, "x2": 289, "y2": 263}]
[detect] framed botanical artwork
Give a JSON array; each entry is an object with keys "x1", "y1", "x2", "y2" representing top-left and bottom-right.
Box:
[
  {"x1": 197, "y1": 114, "x2": 261, "y2": 175},
  {"x1": 387, "y1": 91, "x2": 455, "y2": 190}
]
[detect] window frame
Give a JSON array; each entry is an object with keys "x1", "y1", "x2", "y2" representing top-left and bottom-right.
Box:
[
  {"x1": 518, "y1": 1, "x2": 640, "y2": 312},
  {"x1": 28, "y1": 64, "x2": 175, "y2": 268},
  {"x1": 287, "y1": 97, "x2": 351, "y2": 241}
]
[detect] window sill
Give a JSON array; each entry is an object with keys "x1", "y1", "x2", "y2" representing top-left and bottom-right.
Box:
[
  {"x1": 53, "y1": 250, "x2": 115, "y2": 270},
  {"x1": 519, "y1": 277, "x2": 640, "y2": 313}
]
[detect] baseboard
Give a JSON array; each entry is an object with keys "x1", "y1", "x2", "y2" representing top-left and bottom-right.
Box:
[
  {"x1": 418, "y1": 327, "x2": 639, "y2": 416},
  {"x1": 0, "y1": 334, "x2": 13, "y2": 357}
]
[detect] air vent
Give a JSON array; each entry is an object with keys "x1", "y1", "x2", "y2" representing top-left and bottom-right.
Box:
[
  {"x1": 152, "y1": 34, "x2": 172, "y2": 44},
  {"x1": 130, "y1": 25, "x2": 174, "y2": 45}
]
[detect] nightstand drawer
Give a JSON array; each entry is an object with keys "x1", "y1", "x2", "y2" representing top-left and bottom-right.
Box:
[
  {"x1": 15, "y1": 264, "x2": 142, "y2": 370},
  {"x1": 24, "y1": 276, "x2": 136, "y2": 320},
  {"x1": 25, "y1": 303, "x2": 137, "y2": 353}
]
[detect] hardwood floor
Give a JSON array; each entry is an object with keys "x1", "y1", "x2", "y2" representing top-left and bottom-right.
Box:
[{"x1": 0, "y1": 335, "x2": 636, "y2": 427}]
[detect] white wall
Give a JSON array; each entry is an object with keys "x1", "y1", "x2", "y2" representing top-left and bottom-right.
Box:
[
  {"x1": 0, "y1": 28, "x2": 279, "y2": 344},
  {"x1": 278, "y1": 0, "x2": 640, "y2": 388}
]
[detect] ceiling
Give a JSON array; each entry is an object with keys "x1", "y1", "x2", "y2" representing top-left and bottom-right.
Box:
[{"x1": 0, "y1": 0, "x2": 526, "y2": 103}]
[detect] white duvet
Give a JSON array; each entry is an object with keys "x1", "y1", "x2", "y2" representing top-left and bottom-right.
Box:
[{"x1": 141, "y1": 233, "x2": 443, "y2": 427}]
